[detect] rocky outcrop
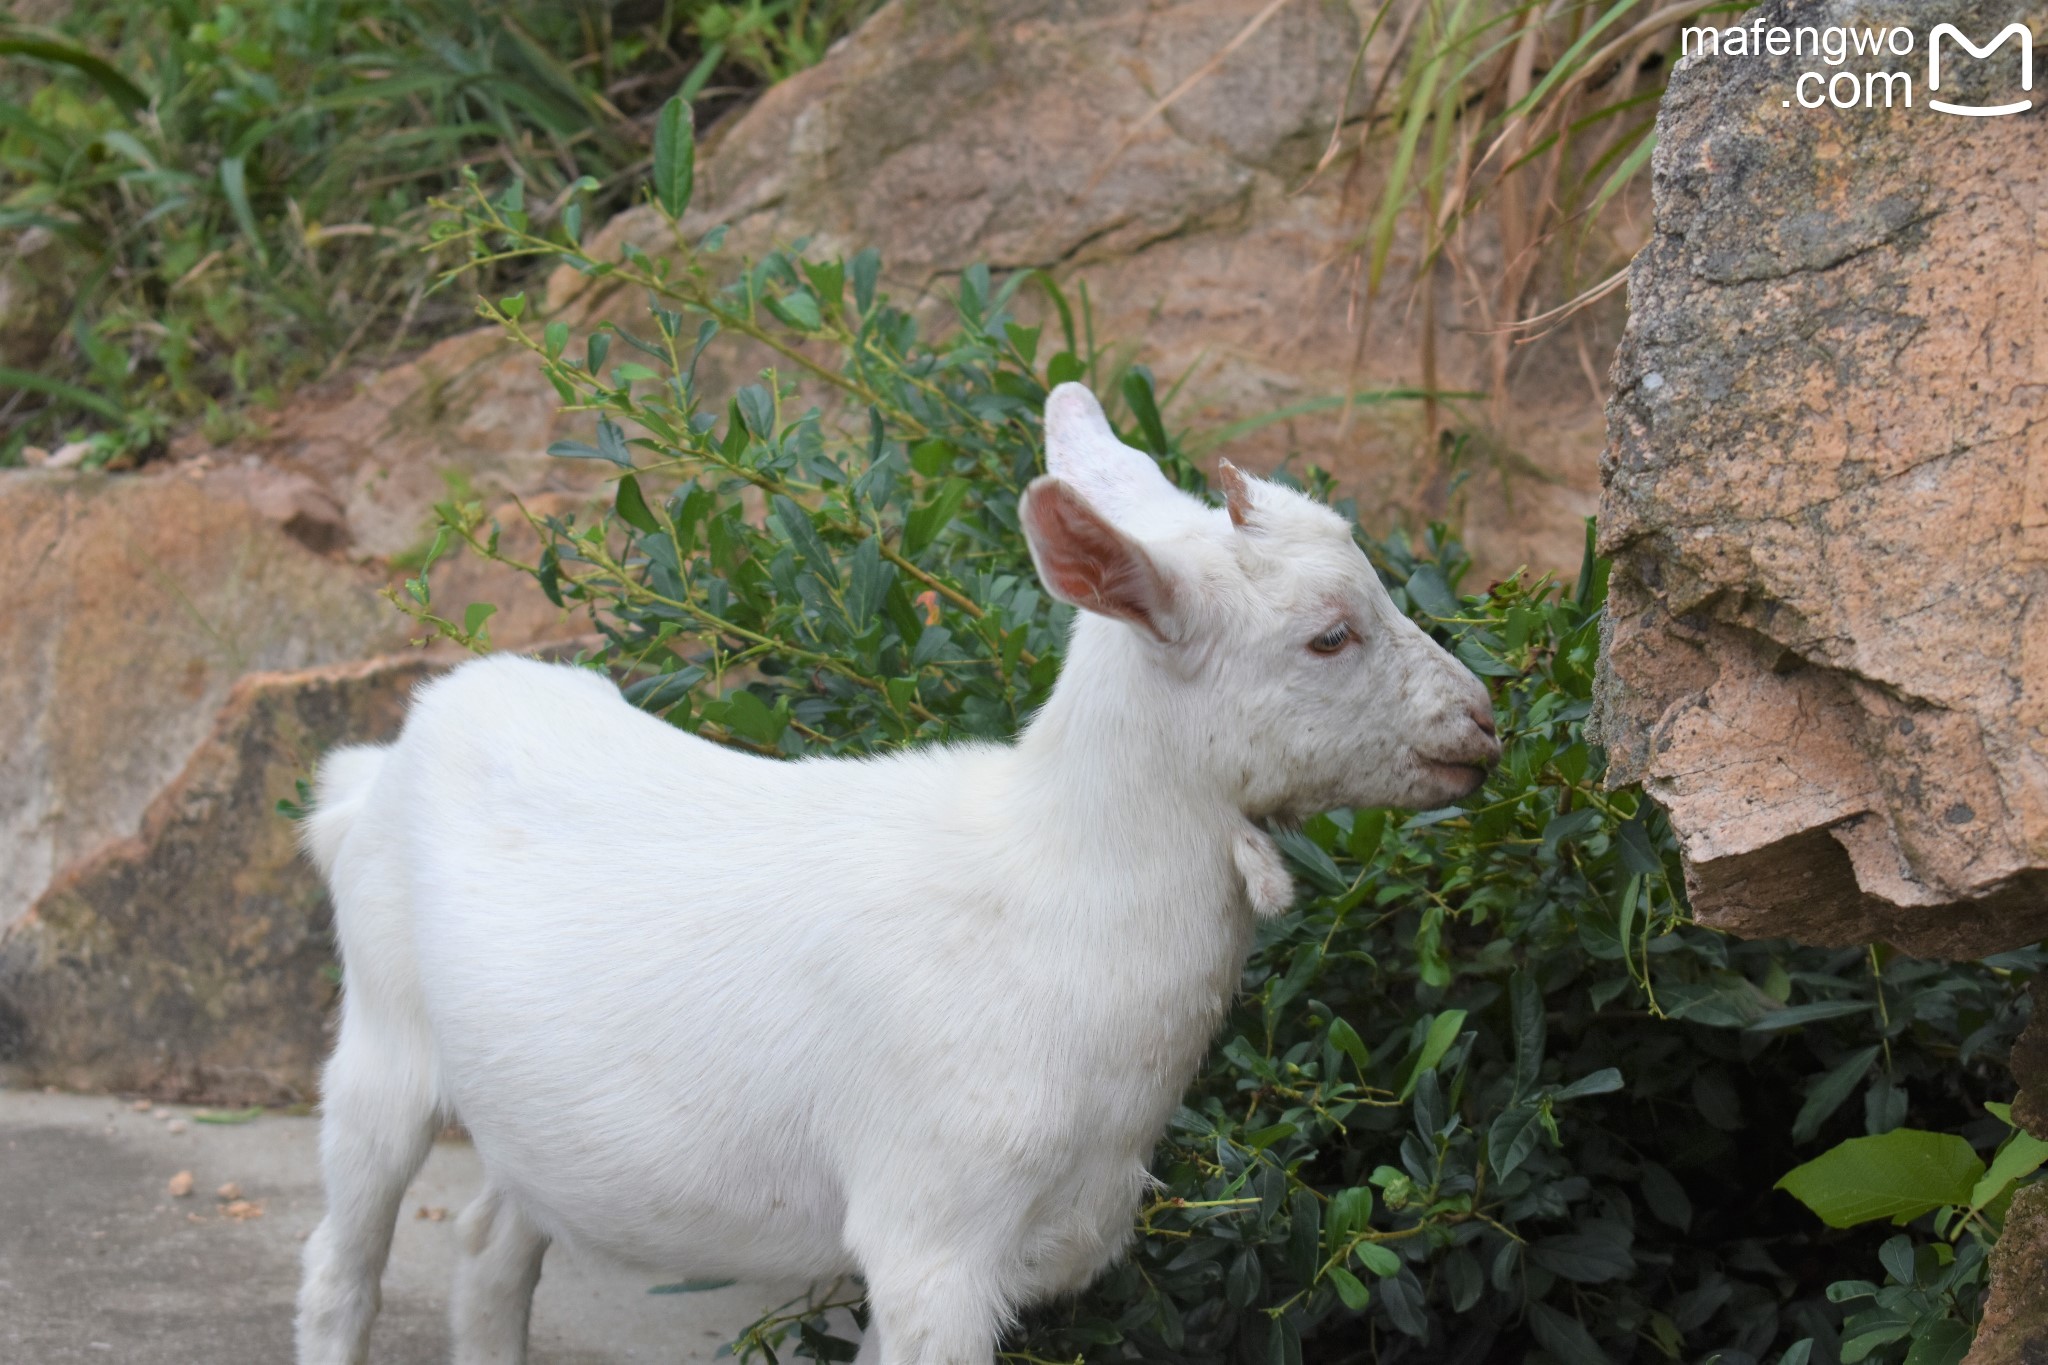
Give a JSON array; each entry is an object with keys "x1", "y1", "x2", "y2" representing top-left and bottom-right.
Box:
[
  {"x1": 1591, "y1": 0, "x2": 2048, "y2": 958},
  {"x1": 0, "y1": 467, "x2": 408, "y2": 938},
  {"x1": 0, "y1": 656, "x2": 439, "y2": 1102},
  {"x1": 1965, "y1": 1182, "x2": 2048, "y2": 1365}
]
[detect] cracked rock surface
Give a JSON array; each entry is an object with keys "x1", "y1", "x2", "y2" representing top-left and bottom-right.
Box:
[{"x1": 1591, "y1": 0, "x2": 2048, "y2": 957}]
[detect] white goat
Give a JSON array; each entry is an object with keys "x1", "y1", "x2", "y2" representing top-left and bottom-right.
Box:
[{"x1": 295, "y1": 383, "x2": 1498, "y2": 1365}]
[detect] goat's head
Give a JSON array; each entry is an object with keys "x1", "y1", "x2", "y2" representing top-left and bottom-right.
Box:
[{"x1": 1022, "y1": 383, "x2": 1500, "y2": 818}]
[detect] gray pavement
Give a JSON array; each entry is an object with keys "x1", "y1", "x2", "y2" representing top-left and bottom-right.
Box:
[{"x1": 0, "y1": 1088, "x2": 810, "y2": 1364}]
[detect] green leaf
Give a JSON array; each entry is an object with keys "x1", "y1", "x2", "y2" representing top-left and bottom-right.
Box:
[
  {"x1": 773, "y1": 291, "x2": 823, "y2": 331},
  {"x1": 1487, "y1": 1103, "x2": 1545, "y2": 1180},
  {"x1": 649, "y1": 1279, "x2": 735, "y2": 1294},
  {"x1": 716, "y1": 689, "x2": 787, "y2": 745},
  {"x1": 598, "y1": 418, "x2": 633, "y2": 467},
  {"x1": 1792, "y1": 1045, "x2": 1882, "y2": 1144},
  {"x1": 1326, "y1": 1265, "x2": 1371, "y2": 1310},
  {"x1": 1639, "y1": 1160, "x2": 1693, "y2": 1232},
  {"x1": 1968, "y1": 1127, "x2": 2048, "y2": 1214},
  {"x1": 1325, "y1": 1186, "x2": 1372, "y2": 1254},
  {"x1": 1274, "y1": 826, "x2": 1347, "y2": 894},
  {"x1": 904, "y1": 478, "x2": 972, "y2": 556},
  {"x1": 1747, "y1": 1000, "x2": 1876, "y2": 1032},
  {"x1": 1404, "y1": 564, "x2": 1462, "y2": 621},
  {"x1": 1778, "y1": 1130, "x2": 1986, "y2": 1229},
  {"x1": 1353, "y1": 1242, "x2": 1401, "y2": 1278},
  {"x1": 0, "y1": 35, "x2": 148, "y2": 114},
  {"x1": 1510, "y1": 969, "x2": 1544, "y2": 1096},
  {"x1": 462, "y1": 603, "x2": 497, "y2": 638},
  {"x1": 219, "y1": 155, "x2": 269, "y2": 267},
  {"x1": 1120, "y1": 372, "x2": 1169, "y2": 455},
  {"x1": 652, "y1": 95, "x2": 696, "y2": 218},
  {"x1": 1327, "y1": 1017, "x2": 1370, "y2": 1076},
  {"x1": 615, "y1": 476, "x2": 660, "y2": 534},
  {"x1": 1842, "y1": 1322, "x2": 1913, "y2": 1364},
  {"x1": 1245, "y1": 1122, "x2": 1296, "y2": 1152},
  {"x1": 1528, "y1": 1304, "x2": 1609, "y2": 1365},
  {"x1": 1398, "y1": 1009, "x2": 1467, "y2": 1100},
  {"x1": 1550, "y1": 1067, "x2": 1623, "y2": 1102},
  {"x1": 1531, "y1": 1225, "x2": 1633, "y2": 1283},
  {"x1": 1901, "y1": 1319, "x2": 1972, "y2": 1365},
  {"x1": 0, "y1": 365, "x2": 123, "y2": 420},
  {"x1": 850, "y1": 248, "x2": 881, "y2": 313},
  {"x1": 771, "y1": 495, "x2": 842, "y2": 590}
]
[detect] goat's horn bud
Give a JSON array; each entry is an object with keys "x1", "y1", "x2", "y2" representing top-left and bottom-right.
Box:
[{"x1": 1217, "y1": 460, "x2": 1254, "y2": 528}]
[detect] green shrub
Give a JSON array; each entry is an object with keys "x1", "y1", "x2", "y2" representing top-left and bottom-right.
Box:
[{"x1": 410, "y1": 117, "x2": 2041, "y2": 1365}]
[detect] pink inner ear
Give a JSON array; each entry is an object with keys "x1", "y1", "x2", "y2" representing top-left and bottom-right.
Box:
[{"x1": 1024, "y1": 480, "x2": 1173, "y2": 642}]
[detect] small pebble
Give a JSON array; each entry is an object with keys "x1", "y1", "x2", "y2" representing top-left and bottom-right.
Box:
[
  {"x1": 167, "y1": 1171, "x2": 195, "y2": 1198},
  {"x1": 216, "y1": 1182, "x2": 242, "y2": 1201}
]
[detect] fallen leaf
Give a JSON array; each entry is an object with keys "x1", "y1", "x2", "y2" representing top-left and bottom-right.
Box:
[
  {"x1": 194, "y1": 1106, "x2": 264, "y2": 1125},
  {"x1": 130, "y1": 1099, "x2": 152, "y2": 1112},
  {"x1": 216, "y1": 1182, "x2": 242, "y2": 1201},
  {"x1": 416, "y1": 1205, "x2": 448, "y2": 1222},
  {"x1": 166, "y1": 1120, "x2": 188, "y2": 1135},
  {"x1": 166, "y1": 1171, "x2": 194, "y2": 1198},
  {"x1": 221, "y1": 1200, "x2": 264, "y2": 1221}
]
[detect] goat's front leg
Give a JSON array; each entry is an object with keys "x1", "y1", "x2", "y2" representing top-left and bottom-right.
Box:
[{"x1": 861, "y1": 1261, "x2": 1002, "y2": 1365}]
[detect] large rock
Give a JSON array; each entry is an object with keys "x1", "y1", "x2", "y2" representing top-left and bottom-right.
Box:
[
  {"x1": 0, "y1": 656, "x2": 439, "y2": 1102},
  {"x1": 0, "y1": 467, "x2": 408, "y2": 938},
  {"x1": 1591, "y1": 0, "x2": 2048, "y2": 958}
]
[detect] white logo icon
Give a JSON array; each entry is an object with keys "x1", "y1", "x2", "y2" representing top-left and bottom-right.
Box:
[{"x1": 1927, "y1": 21, "x2": 2034, "y2": 116}]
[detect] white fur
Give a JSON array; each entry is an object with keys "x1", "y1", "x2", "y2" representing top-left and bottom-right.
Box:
[{"x1": 295, "y1": 384, "x2": 1498, "y2": 1365}]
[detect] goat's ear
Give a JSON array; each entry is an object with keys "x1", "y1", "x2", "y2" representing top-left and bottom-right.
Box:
[
  {"x1": 1021, "y1": 476, "x2": 1177, "y2": 642},
  {"x1": 1043, "y1": 383, "x2": 1180, "y2": 518}
]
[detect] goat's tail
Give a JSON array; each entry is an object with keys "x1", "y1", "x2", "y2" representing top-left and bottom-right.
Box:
[{"x1": 302, "y1": 744, "x2": 390, "y2": 882}]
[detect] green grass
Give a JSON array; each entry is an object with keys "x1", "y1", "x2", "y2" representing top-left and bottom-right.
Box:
[
  {"x1": 1318, "y1": 0, "x2": 1742, "y2": 437},
  {"x1": 0, "y1": 0, "x2": 875, "y2": 467}
]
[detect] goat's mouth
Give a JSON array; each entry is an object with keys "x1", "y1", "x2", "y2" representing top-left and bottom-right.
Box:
[{"x1": 1417, "y1": 755, "x2": 1491, "y2": 796}]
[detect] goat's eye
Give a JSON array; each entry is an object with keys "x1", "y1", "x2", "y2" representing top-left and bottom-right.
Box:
[{"x1": 1308, "y1": 623, "x2": 1351, "y2": 655}]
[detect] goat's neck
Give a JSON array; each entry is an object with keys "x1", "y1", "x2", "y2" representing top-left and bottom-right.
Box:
[{"x1": 1010, "y1": 615, "x2": 1241, "y2": 874}]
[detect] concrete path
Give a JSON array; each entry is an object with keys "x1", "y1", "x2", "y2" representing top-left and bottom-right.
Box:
[{"x1": 0, "y1": 1087, "x2": 810, "y2": 1364}]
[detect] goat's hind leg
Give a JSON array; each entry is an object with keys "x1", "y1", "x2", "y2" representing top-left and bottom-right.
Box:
[
  {"x1": 450, "y1": 1184, "x2": 550, "y2": 1365},
  {"x1": 295, "y1": 1014, "x2": 438, "y2": 1365}
]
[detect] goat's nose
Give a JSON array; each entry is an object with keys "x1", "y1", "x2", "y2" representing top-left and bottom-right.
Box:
[{"x1": 1469, "y1": 700, "x2": 1497, "y2": 738}]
